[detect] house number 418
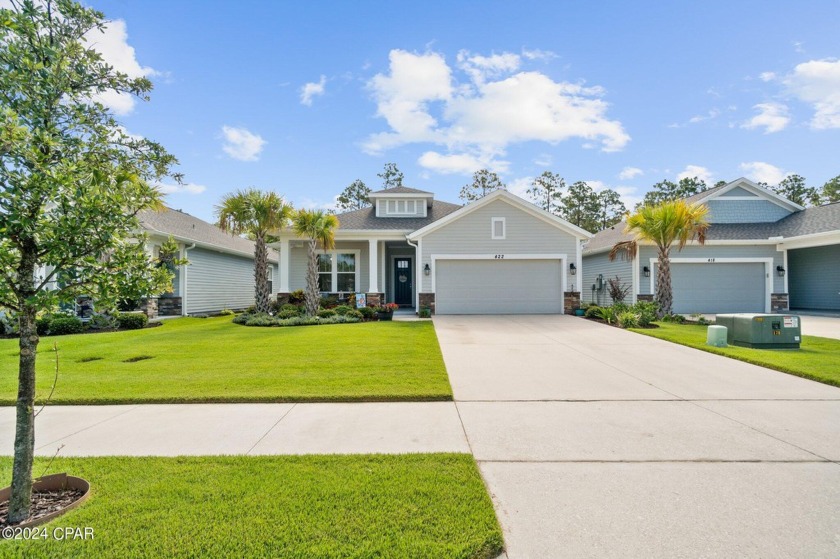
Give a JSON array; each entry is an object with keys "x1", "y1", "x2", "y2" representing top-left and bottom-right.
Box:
[{"x1": 494, "y1": 254, "x2": 505, "y2": 259}]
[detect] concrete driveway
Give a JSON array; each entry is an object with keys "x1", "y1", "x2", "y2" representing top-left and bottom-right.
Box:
[
  {"x1": 435, "y1": 315, "x2": 840, "y2": 559},
  {"x1": 797, "y1": 313, "x2": 840, "y2": 340}
]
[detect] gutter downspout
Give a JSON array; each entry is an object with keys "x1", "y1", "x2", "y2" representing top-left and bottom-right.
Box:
[
  {"x1": 405, "y1": 236, "x2": 420, "y2": 312},
  {"x1": 182, "y1": 243, "x2": 196, "y2": 316}
]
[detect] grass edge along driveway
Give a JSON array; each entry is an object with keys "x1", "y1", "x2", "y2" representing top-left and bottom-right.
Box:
[
  {"x1": 630, "y1": 322, "x2": 840, "y2": 387},
  {"x1": 0, "y1": 454, "x2": 504, "y2": 559},
  {"x1": 0, "y1": 317, "x2": 452, "y2": 405}
]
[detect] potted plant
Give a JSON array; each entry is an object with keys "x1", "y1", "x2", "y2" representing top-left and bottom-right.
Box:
[{"x1": 375, "y1": 303, "x2": 399, "y2": 321}]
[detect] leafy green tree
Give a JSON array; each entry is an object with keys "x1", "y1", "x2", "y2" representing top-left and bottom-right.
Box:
[
  {"x1": 714, "y1": 180, "x2": 728, "y2": 188},
  {"x1": 0, "y1": 0, "x2": 178, "y2": 523},
  {"x1": 609, "y1": 201, "x2": 710, "y2": 317},
  {"x1": 527, "y1": 171, "x2": 564, "y2": 215},
  {"x1": 821, "y1": 175, "x2": 840, "y2": 204},
  {"x1": 377, "y1": 163, "x2": 404, "y2": 189},
  {"x1": 639, "y1": 177, "x2": 707, "y2": 208},
  {"x1": 561, "y1": 181, "x2": 600, "y2": 232},
  {"x1": 595, "y1": 189, "x2": 627, "y2": 230},
  {"x1": 292, "y1": 210, "x2": 339, "y2": 317},
  {"x1": 216, "y1": 189, "x2": 292, "y2": 314},
  {"x1": 459, "y1": 169, "x2": 506, "y2": 202},
  {"x1": 772, "y1": 174, "x2": 820, "y2": 206},
  {"x1": 335, "y1": 179, "x2": 371, "y2": 212}
]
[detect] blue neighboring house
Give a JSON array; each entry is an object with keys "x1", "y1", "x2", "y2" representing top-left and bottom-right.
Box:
[{"x1": 582, "y1": 178, "x2": 840, "y2": 314}]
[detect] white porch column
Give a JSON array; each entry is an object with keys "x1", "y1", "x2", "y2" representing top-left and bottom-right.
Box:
[
  {"x1": 576, "y1": 242, "x2": 583, "y2": 294},
  {"x1": 279, "y1": 238, "x2": 290, "y2": 292},
  {"x1": 369, "y1": 239, "x2": 379, "y2": 292}
]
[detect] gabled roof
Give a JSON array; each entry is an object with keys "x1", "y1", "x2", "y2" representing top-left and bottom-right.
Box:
[
  {"x1": 368, "y1": 186, "x2": 434, "y2": 196},
  {"x1": 407, "y1": 189, "x2": 592, "y2": 240},
  {"x1": 689, "y1": 177, "x2": 804, "y2": 212},
  {"x1": 334, "y1": 200, "x2": 462, "y2": 231},
  {"x1": 139, "y1": 207, "x2": 277, "y2": 262}
]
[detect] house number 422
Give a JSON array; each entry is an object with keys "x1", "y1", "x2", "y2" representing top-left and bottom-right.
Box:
[{"x1": 494, "y1": 254, "x2": 505, "y2": 259}]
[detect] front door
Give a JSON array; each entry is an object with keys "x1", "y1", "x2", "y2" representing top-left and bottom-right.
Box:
[{"x1": 393, "y1": 258, "x2": 413, "y2": 306}]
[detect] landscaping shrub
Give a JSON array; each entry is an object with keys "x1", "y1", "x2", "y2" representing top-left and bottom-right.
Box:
[
  {"x1": 419, "y1": 307, "x2": 432, "y2": 318},
  {"x1": 358, "y1": 306, "x2": 375, "y2": 319},
  {"x1": 87, "y1": 313, "x2": 118, "y2": 330},
  {"x1": 319, "y1": 295, "x2": 339, "y2": 309},
  {"x1": 49, "y1": 316, "x2": 84, "y2": 336},
  {"x1": 117, "y1": 312, "x2": 148, "y2": 330},
  {"x1": 280, "y1": 303, "x2": 302, "y2": 315},
  {"x1": 317, "y1": 309, "x2": 337, "y2": 318},
  {"x1": 245, "y1": 313, "x2": 276, "y2": 327},
  {"x1": 288, "y1": 290, "x2": 305, "y2": 305},
  {"x1": 36, "y1": 316, "x2": 51, "y2": 336},
  {"x1": 632, "y1": 301, "x2": 659, "y2": 327},
  {"x1": 232, "y1": 313, "x2": 250, "y2": 325},
  {"x1": 346, "y1": 309, "x2": 363, "y2": 320},
  {"x1": 218, "y1": 309, "x2": 236, "y2": 316},
  {"x1": 617, "y1": 311, "x2": 639, "y2": 329},
  {"x1": 278, "y1": 309, "x2": 301, "y2": 319},
  {"x1": 607, "y1": 276, "x2": 631, "y2": 303},
  {"x1": 584, "y1": 305, "x2": 602, "y2": 319},
  {"x1": 333, "y1": 305, "x2": 353, "y2": 316},
  {"x1": 235, "y1": 312, "x2": 362, "y2": 328},
  {"x1": 662, "y1": 313, "x2": 686, "y2": 324},
  {"x1": 594, "y1": 306, "x2": 618, "y2": 325}
]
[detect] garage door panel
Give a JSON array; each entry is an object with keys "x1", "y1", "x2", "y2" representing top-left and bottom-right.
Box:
[
  {"x1": 436, "y1": 259, "x2": 563, "y2": 314},
  {"x1": 668, "y1": 263, "x2": 765, "y2": 314}
]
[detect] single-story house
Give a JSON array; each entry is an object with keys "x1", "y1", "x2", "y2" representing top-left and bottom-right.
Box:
[
  {"x1": 273, "y1": 187, "x2": 591, "y2": 314},
  {"x1": 139, "y1": 207, "x2": 278, "y2": 316},
  {"x1": 582, "y1": 178, "x2": 840, "y2": 314}
]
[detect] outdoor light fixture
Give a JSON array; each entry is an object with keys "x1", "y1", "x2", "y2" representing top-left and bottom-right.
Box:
[
  {"x1": 569, "y1": 263, "x2": 577, "y2": 275},
  {"x1": 424, "y1": 263, "x2": 431, "y2": 276},
  {"x1": 643, "y1": 266, "x2": 650, "y2": 278},
  {"x1": 776, "y1": 265, "x2": 785, "y2": 277}
]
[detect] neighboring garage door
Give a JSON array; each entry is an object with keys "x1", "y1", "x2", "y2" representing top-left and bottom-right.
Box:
[
  {"x1": 668, "y1": 262, "x2": 766, "y2": 314},
  {"x1": 788, "y1": 245, "x2": 840, "y2": 311},
  {"x1": 435, "y1": 259, "x2": 563, "y2": 314}
]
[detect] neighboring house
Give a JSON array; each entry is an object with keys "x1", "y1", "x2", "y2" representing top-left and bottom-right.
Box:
[
  {"x1": 582, "y1": 178, "x2": 840, "y2": 314},
  {"x1": 274, "y1": 187, "x2": 591, "y2": 314},
  {"x1": 139, "y1": 207, "x2": 278, "y2": 316}
]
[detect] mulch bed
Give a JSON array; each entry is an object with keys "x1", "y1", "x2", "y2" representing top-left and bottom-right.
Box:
[{"x1": 0, "y1": 488, "x2": 85, "y2": 527}]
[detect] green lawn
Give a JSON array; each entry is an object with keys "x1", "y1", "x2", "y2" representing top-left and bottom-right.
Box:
[
  {"x1": 631, "y1": 322, "x2": 840, "y2": 387},
  {"x1": 0, "y1": 317, "x2": 452, "y2": 404},
  {"x1": 0, "y1": 454, "x2": 503, "y2": 559}
]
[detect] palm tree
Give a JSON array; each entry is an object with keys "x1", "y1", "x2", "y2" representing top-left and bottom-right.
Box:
[
  {"x1": 609, "y1": 200, "x2": 709, "y2": 317},
  {"x1": 292, "y1": 209, "x2": 340, "y2": 317},
  {"x1": 216, "y1": 189, "x2": 293, "y2": 314}
]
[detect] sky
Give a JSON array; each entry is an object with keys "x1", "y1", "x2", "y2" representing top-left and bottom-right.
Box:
[{"x1": 57, "y1": 1, "x2": 840, "y2": 221}]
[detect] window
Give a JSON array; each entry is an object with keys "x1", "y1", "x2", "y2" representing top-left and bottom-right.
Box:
[
  {"x1": 492, "y1": 217, "x2": 506, "y2": 239},
  {"x1": 385, "y1": 199, "x2": 417, "y2": 215},
  {"x1": 267, "y1": 267, "x2": 273, "y2": 294},
  {"x1": 316, "y1": 251, "x2": 358, "y2": 292}
]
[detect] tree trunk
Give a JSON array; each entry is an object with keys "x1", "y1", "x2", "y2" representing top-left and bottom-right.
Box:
[
  {"x1": 253, "y1": 234, "x2": 271, "y2": 314},
  {"x1": 8, "y1": 261, "x2": 39, "y2": 524},
  {"x1": 655, "y1": 246, "x2": 672, "y2": 318},
  {"x1": 304, "y1": 239, "x2": 319, "y2": 317}
]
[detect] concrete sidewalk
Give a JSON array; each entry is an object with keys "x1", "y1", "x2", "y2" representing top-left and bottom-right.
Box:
[
  {"x1": 0, "y1": 402, "x2": 469, "y2": 456},
  {"x1": 435, "y1": 314, "x2": 840, "y2": 559}
]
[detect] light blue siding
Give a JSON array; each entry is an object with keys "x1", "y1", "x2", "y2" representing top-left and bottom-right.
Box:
[
  {"x1": 788, "y1": 245, "x2": 840, "y2": 311},
  {"x1": 718, "y1": 186, "x2": 758, "y2": 197},
  {"x1": 705, "y1": 199, "x2": 792, "y2": 223},
  {"x1": 581, "y1": 251, "x2": 632, "y2": 305},
  {"x1": 289, "y1": 241, "x2": 370, "y2": 292},
  {"x1": 420, "y1": 199, "x2": 580, "y2": 293},
  {"x1": 185, "y1": 247, "x2": 260, "y2": 313}
]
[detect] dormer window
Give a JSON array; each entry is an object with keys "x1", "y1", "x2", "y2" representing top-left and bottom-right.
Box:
[{"x1": 386, "y1": 199, "x2": 417, "y2": 215}]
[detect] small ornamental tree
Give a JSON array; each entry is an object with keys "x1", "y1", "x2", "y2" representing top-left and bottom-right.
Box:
[{"x1": 0, "y1": 0, "x2": 179, "y2": 523}]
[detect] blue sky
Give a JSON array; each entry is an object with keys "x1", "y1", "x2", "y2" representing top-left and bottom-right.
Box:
[{"x1": 87, "y1": 0, "x2": 840, "y2": 221}]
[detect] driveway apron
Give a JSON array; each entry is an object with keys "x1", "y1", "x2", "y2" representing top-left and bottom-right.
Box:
[{"x1": 434, "y1": 314, "x2": 840, "y2": 559}]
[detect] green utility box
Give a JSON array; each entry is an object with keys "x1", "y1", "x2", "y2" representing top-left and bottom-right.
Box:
[{"x1": 715, "y1": 314, "x2": 801, "y2": 349}]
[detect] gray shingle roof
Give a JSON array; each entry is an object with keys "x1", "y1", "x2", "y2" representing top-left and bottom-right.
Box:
[
  {"x1": 683, "y1": 183, "x2": 727, "y2": 204},
  {"x1": 583, "y1": 202, "x2": 840, "y2": 254},
  {"x1": 369, "y1": 186, "x2": 433, "y2": 195},
  {"x1": 335, "y1": 200, "x2": 463, "y2": 231},
  {"x1": 139, "y1": 207, "x2": 277, "y2": 262}
]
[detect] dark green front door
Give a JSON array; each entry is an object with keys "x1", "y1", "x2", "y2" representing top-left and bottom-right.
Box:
[{"x1": 394, "y1": 258, "x2": 413, "y2": 306}]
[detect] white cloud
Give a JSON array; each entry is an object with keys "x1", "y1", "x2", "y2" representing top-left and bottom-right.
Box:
[
  {"x1": 522, "y1": 48, "x2": 558, "y2": 62},
  {"x1": 156, "y1": 182, "x2": 207, "y2": 195},
  {"x1": 688, "y1": 108, "x2": 720, "y2": 124},
  {"x1": 507, "y1": 177, "x2": 533, "y2": 199},
  {"x1": 741, "y1": 102, "x2": 790, "y2": 133},
  {"x1": 759, "y1": 71, "x2": 776, "y2": 82},
  {"x1": 739, "y1": 161, "x2": 788, "y2": 185},
  {"x1": 300, "y1": 75, "x2": 327, "y2": 106},
  {"x1": 533, "y1": 153, "x2": 553, "y2": 167},
  {"x1": 364, "y1": 49, "x2": 629, "y2": 172},
  {"x1": 677, "y1": 165, "x2": 714, "y2": 184},
  {"x1": 417, "y1": 151, "x2": 508, "y2": 175},
  {"x1": 612, "y1": 185, "x2": 642, "y2": 211},
  {"x1": 618, "y1": 166, "x2": 643, "y2": 180},
  {"x1": 84, "y1": 19, "x2": 156, "y2": 115},
  {"x1": 220, "y1": 126, "x2": 266, "y2": 161},
  {"x1": 784, "y1": 58, "x2": 840, "y2": 129}
]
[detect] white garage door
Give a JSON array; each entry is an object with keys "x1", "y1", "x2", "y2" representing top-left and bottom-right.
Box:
[
  {"x1": 435, "y1": 259, "x2": 564, "y2": 314},
  {"x1": 668, "y1": 262, "x2": 766, "y2": 314}
]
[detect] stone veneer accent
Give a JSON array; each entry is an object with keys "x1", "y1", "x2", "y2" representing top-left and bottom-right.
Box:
[
  {"x1": 636, "y1": 294, "x2": 654, "y2": 302},
  {"x1": 158, "y1": 297, "x2": 182, "y2": 316},
  {"x1": 419, "y1": 293, "x2": 435, "y2": 314},
  {"x1": 365, "y1": 292, "x2": 384, "y2": 307},
  {"x1": 563, "y1": 291, "x2": 580, "y2": 315},
  {"x1": 140, "y1": 297, "x2": 157, "y2": 319},
  {"x1": 771, "y1": 293, "x2": 789, "y2": 312}
]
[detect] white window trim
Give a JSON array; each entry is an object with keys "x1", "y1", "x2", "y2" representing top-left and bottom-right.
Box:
[
  {"x1": 491, "y1": 217, "x2": 506, "y2": 239},
  {"x1": 317, "y1": 249, "x2": 361, "y2": 293},
  {"x1": 385, "y1": 199, "x2": 418, "y2": 216}
]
